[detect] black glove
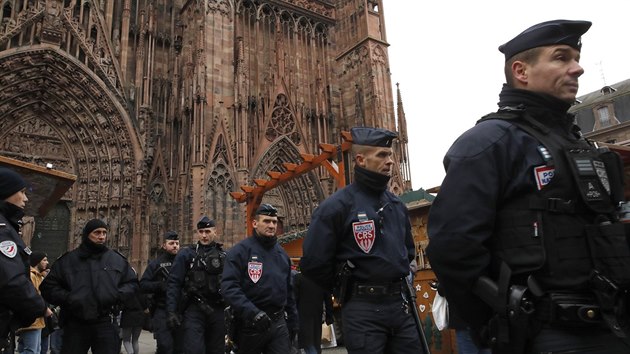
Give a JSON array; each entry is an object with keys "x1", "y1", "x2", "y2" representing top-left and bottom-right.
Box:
[
  {"x1": 252, "y1": 311, "x2": 271, "y2": 333},
  {"x1": 166, "y1": 312, "x2": 181, "y2": 329}
]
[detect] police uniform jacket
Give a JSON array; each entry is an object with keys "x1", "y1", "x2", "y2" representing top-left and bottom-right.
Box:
[
  {"x1": 140, "y1": 251, "x2": 175, "y2": 309},
  {"x1": 40, "y1": 242, "x2": 139, "y2": 323},
  {"x1": 426, "y1": 86, "x2": 617, "y2": 328},
  {"x1": 165, "y1": 241, "x2": 223, "y2": 313},
  {"x1": 300, "y1": 167, "x2": 416, "y2": 291},
  {"x1": 221, "y1": 234, "x2": 298, "y2": 327},
  {"x1": 0, "y1": 201, "x2": 46, "y2": 327}
]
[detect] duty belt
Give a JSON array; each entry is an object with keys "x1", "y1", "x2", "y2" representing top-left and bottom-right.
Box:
[
  {"x1": 351, "y1": 279, "x2": 403, "y2": 298},
  {"x1": 266, "y1": 309, "x2": 285, "y2": 322},
  {"x1": 535, "y1": 293, "x2": 603, "y2": 326}
]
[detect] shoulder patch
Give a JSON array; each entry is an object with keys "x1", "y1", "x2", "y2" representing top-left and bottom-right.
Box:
[{"x1": 0, "y1": 240, "x2": 18, "y2": 258}]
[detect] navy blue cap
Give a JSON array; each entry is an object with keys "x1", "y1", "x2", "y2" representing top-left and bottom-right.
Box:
[
  {"x1": 197, "y1": 216, "x2": 215, "y2": 229},
  {"x1": 350, "y1": 127, "x2": 397, "y2": 147},
  {"x1": 255, "y1": 203, "x2": 278, "y2": 217},
  {"x1": 499, "y1": 19, "x2": 591, "y2": 61},
  {"x1": 0, "y1": 167, "x2": 27, "y2": 200},
  {"x1": 163, "y1": 230, "x2": 179, "y2": 240}
]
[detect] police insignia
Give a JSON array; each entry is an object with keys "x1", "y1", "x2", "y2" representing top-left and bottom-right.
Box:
[
  {"x1": 0, "y1": 240, "x2": 17, "y2": 258},
  {"x1": 352, "y1": 220, "x2": 375, "y2": 253},
  {"x1": 534, "y1": 165, "x2": 554, "y2": 190},
  {"x1": 248, "y1": 261, "x2": 263, "y2": 283},
  {"x1": 593, "y1": 160, "x2": 611, "y2": 194},
  {"x1": 211, "y1": 258, "x2": 221, "y2": 268}
]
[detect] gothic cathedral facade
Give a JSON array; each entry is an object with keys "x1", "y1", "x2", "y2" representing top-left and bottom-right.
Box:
[{"x1": 0, "y1": 0, "x2": 411, "y2": 268}]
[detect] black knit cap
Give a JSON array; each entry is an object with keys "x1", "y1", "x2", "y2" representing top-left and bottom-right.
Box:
[
  {"x1": 499, "y1": 19, "x2": 592, "y2": 61},
  {"x1": 255, "y1": 203, "x2": 278, "y2": 217},
  {"x1": 197, "y1": 216, "x2": 215, "y2": 229},
  {"x1": 82, "y1": 218, "x2": 107, "y2": 238},
  {"x1": 0, "y1": 167, "x2": 27, "y2": 200},
  {"x1": 29, "y1": 251, "x2": 47, "y2": 267},
  {"x1": 350, "y1": 127, "x2": 397, "y2": 147},
  {"x1": 163, "y1": 230, "x2": 179, "y2": 240}
]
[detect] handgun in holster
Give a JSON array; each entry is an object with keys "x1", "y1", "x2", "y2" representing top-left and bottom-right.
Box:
[
  {"x1": 224, "y1": 306, "x2": 238, "y2": 352},
  {"x1": 334, "y1": 260, "x2": 355, "y2": 306},
  {"x1": 474, "y1": 276, "x2": 535, "y2": 354},
  {"x1": 0, "y1": 310, "x2": 13, "y2": 350}
]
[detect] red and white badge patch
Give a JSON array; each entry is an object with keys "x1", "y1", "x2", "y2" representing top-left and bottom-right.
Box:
[
  {"x1": 248, "y1": 261, "x2": 263, "y2": 283},
  {"x1": 0, "y1": 240, "x2": 17, "y2": 258},
  {"x1": 352, "y1": 220, "x2": 376, "y2": 253},
  {"x1": 534, "y1": 165, "x2": 555, "y2": 190}
]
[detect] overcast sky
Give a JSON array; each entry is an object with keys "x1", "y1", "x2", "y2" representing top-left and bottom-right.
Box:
[{"x1": 384, "y1": 1, "x2": 630, "y2": 190}]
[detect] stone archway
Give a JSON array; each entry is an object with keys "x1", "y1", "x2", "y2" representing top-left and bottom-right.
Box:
[{"x1": 0, "y1": 47, "x2": 143, "y2": 260}]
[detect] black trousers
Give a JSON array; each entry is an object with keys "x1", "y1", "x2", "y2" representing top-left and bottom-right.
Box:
[
  {"x1": 527, "y1": 325, "x2": 630, "y2": 354},
  {"x1": 236, "y1": 316, "x2": 290, "y2": 354},
  {"x1": 61, "y1": 318, "x2": 120, "y2": 354},
  {"x1": 182, "y1": 302, "x2": 225, "y2": 354},
  {"x1": 342, "y1": 296, "x2": 424, "y2": 354},
  {"x1": 152, "y1": 308, "x2": 183, "y2": 354}
]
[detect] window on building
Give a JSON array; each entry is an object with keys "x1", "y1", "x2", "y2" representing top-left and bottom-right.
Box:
[{"x1": 598, "y1": 106, "x2": 611, "y2": 128}]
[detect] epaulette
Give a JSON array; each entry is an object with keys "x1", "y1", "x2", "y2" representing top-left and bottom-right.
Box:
[
  {"x1": 55, "y1": 251, "x2": 70, "y2": 261},
  {"x1": 478, "y1": 108, "x2": 550, "y2": 135},
  {"x1": 113, "y1": 249, "x2": 128, "y2": 259}
]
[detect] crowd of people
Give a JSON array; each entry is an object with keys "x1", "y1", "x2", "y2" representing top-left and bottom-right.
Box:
[{"x1": 4, "y1": 17, "x2": 630, "y2": 354}]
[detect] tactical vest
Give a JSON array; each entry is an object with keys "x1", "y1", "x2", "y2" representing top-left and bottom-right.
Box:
[
  {"x1": 184, "y1": 244, "x2": 225, "y2": 301},
  {"x1": 480, "y1": 111, "x2": 630, "y2": 290}
]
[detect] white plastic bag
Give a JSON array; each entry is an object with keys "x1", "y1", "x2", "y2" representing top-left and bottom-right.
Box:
[{"x1": 432, "y1": 292, "x2": 449, "y2": 330}]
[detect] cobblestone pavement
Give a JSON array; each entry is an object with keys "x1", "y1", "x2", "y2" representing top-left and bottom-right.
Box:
[{"x1": 130, "y1": 330, "x2": 348, "y2": 353}]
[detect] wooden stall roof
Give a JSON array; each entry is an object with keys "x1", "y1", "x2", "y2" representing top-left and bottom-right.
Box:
[{"x1": 0, "y1": 156, "x2": 76, "y2": 217}]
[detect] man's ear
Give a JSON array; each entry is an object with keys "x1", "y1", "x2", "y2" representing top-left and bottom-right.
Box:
[
  {"x1": 355, "y1": 153, "x2": 365, "y2": 167},
  {"x1": 512, "y1": 61, "x2": 528, "y2": 86}
]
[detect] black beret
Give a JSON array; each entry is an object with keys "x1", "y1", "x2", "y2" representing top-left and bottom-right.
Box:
[
  {"x1": 0, "y1": 167, "x2": 27, "y2": 200},
  {"x1": 163, "y1": 230, "x2": 179, "y2": 240},
  {"x1": 82, "y1": 218, "x2": 107, "y2": 238},
  {"x1": 29, "y1": 251, "x2": 47, "y2": 267},
  {"x1": 499, "y1": 19, "x2": 591, "y2": 61},
  {"x1": 255, "y1": 203, "x2": 278, "y2": 217},
  {"x1": 197, "y1": 216, "x2": 215, "y2": 229},
  {"x1": 350, "y1": 127, "x2": 397, "y2": 147}
]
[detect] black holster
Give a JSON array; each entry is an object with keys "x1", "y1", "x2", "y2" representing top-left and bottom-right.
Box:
[
  {"x1": 0, "y1": 310, "x2": 12, "y2": 350},
  {"x1": 333, "y1": 260, "x2": 355, "y2": 305},
  {"x1": 590, "y1": 271, "x2": 630, "y2": 339}
]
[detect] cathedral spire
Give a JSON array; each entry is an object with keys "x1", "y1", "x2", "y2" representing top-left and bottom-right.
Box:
[{"x1": 396, "y1": 83, "x2": 412, "y2": 191}]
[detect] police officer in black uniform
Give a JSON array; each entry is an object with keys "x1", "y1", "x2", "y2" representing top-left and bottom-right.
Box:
[
  {"x1": 427, "y1": 20, "x2": 630, "y2": 354},
  {"x1": 166, "y1": 217, "x2": 226, "y2": 354},
  {"x1": 40, "y1": 218, "x2": 139, "y2": 354},
  {"x1": 0, "y1": 167, "x2": 48, "y2": 351},
  {"x1": 140, "y1": 230, "x2": 182, "y2": 354},
  {"x1": 300, "y1": 127, "x2": 427, "y2": 354},
  {"x1": 221, "y1": 204, "x2": 298, "y2": 354}
]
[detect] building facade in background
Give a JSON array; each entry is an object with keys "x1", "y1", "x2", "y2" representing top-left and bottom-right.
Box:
[{"x1": 0, "y1": 0, "x2": 411, "y2": 268}]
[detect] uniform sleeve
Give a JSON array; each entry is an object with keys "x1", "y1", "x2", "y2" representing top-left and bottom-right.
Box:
[
  {"x1": 0, "y1": 254, "x2": 46, "y2": 326},
  {"x1": 299, "y1": 201, "x2": 343, "y2": 291},
  {"x1": 40, "y1": 258, "x2": 70, "y2": 308},
  {"x1": 165, "y1": 249, "x2": 191, "y2": 313},
  {"x1": 285, "y1": 257, "x2": 298, "y2": 330},
  {"x1": 426, "y1": 122, "x2": 512, "y2": 328},
  {"x1": 140, "y1": 261, "x2": 161, "y2": 294},
  {"x1": 220, "y1": 245, "x2": 260, "y2": 320},
  {"x1": 404, "y1": 208, "x2": 416, "y2": 265},
  {"x1": 118, "y1": 259, "x2": 140, "y2": 307}
]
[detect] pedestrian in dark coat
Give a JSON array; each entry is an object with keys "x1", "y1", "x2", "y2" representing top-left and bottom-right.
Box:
[
  {"x1": 0, "y1": 167, "x2": 48, "y2": 351},
  {"x1": 41, "y1": 218, "x2": 139, "y2": 354}
]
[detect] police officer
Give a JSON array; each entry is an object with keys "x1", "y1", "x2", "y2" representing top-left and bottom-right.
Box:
[
  {"x1": 166, "y1": 217, "x2": 226, "y2": 354},
  {"x1": 0, "y1": 167, "x2": 48, "y2": 350},
  {"x1": 221, "y1": 204, "x2": 298, "y2": 354},
  {"x1": 427, "y1": 20, "x2": 630, "y2": 353},
  {"x1": 300, "y1": 127, "x2": 426, "y2": 354},
  {"x1": 140, "y1": 230, "x2": 182, "y2": 354},
  {"x1": 40, "y1": 219, "x2": 139, "y2": 354}
]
